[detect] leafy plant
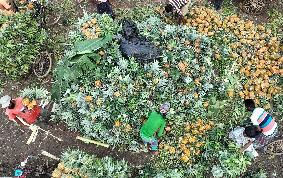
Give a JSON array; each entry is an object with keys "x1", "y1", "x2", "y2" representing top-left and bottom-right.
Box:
[
  {"x1": 267, "y1": 9, "x2": 283, "y2": 38},
  {"x1": 58, "y1": 150, "x2": 131, "y2": 178},
  {"x1": 0, "y1": 12, "x2": 47, "y2": 79},
  {"x1": 51, "y1": 5, "x2": 282, "y2": 177},
  {"x1": 243, "y1": 168, "x2": 268, "y2": 178},
  {"x1": 216, "y1": 144, "x2": 251, "y2": 177},
  {"x1": 51, "y1": 35, "x2": 113, "y2": 100},
  {"x1": 21, "y1": 86, "x2": 50, "y2": 100}
]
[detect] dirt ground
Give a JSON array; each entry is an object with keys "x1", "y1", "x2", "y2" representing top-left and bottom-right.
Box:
[
  {"x1": 0, "y1": 0, "x2": 282, "y2": 177},
  {"x1": 0, "y1": 76, "x2": 151, "y2": 177},
  {"x1": 244, "y1": 123, "x2": 283, "y2": 178}
]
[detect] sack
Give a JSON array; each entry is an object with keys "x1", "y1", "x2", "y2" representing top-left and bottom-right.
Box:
[{"x1": 119, "y1": 20, "x2": 160, "y2": 64}]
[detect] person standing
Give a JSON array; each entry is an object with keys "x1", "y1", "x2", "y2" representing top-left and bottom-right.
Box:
[
  {"x1": 244, "y1": 99, "x2": 278, "y2": 143},
  {"x1": 140, "y1": 103, "x2": 170, "y2": 155}
]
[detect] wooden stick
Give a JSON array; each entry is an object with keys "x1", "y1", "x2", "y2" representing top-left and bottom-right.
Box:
[
  {"x1": 76, "y1": 136, "x2": 109, "y2": 148},
  {"x1": 41, "y1": 150, "x2": 60, "y2": 160},
  {"x1": 27, "y1": 126, "x2": 39, "y2": 145},
  {"x1": 36, "y1": 126, "x2": 63, "y2": 142},
  {"x1": 17, "y1": 116, "x2": 62, "y2": 142}
]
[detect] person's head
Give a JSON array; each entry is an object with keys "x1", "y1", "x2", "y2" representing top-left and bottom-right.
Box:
[
  {"x1": 244, "y1": 99, "x2": 255, "y2": 112},
  {"x1": 244, "y1": 125, "x2": 261, "y2": 138},
  {"x1": 165, "y1": 4, "x2": 174, "y2": 13},
  {"x1": 0, "y1": 95, "x2": 11, "y2": 109},
  {"x1": 160, "y1": 102, "x2": 170, "y2": 115}
]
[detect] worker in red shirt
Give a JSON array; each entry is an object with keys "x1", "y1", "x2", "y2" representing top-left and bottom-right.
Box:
[{"x1": 0, "y1": 95, "x2": 42, "y2": 127}]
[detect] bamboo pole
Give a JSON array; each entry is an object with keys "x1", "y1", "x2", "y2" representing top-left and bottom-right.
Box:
[
  {"x1": 76, "y1": 136, "x2": 109, "y2": 148},
  {"x1": 41, "y1": 150, "x2": 60, "y2": 160},
  {"x1": 17, "y1": 116, "x2": 62, "y2": 142}
]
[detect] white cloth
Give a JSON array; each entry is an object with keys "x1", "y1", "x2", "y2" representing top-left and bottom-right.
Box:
[
  {"x1": 0, "y1": 95, "x2": 11, "y2": 108},
  {"x1": 250, "y1": 108, "x2": 277, "y2": 136},
  {"x1": 229, "y1": 127, "x2": 258, "y2": 157}
]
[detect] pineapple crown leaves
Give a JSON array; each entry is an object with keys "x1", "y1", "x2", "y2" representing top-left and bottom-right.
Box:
[
  {"x1": 76, "y1": 93, "x2": 88, "y2": 108},
  {"x1": 102, "y1": 87, "x2": 114, "y2": 99},
  {"x1": 149, "y1": 60, "x2": 161, "y2": 73},
  {"x1": 211, "y1": 165, "x2": 224, "y2": 178},
  {"x1": 117, "y1": 58, "x2": 129, "y2": 70},
  {"x1": 184, "y1": 76, "x2": 193, "y2": 84},
  {"x1": 77, "y1": 11, "x2": 95, "y2": 27},
  {"x1": 20, "y1": 86, "x2": 49, "y2": 100},
  {"x1": 164, "y1": 24, "x2": 178, "y2": 35}
]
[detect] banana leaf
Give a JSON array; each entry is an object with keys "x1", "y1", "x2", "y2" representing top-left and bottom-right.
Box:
[{"x1": 74, "y1": 35, "x2": 113, "y2": 54}]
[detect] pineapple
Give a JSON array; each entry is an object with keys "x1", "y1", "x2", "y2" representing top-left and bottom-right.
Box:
[
  {"x1": 57, "y1": 162, "x2": 65, "y2": 171},
  {"x1": 52, "y1": 168, "x2": 62, "y2": 178}
]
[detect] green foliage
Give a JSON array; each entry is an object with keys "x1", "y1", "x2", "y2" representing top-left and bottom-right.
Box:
[
  {"x1": 244, "y1": 169, "x2": 268, "y2": 178},
  {"x1": 0, "y1": 12, "x2": 47, "y2": 79},
  {"x1": 215, "y1": 143, "x2": 251, "y2": 177},
  {"x1": 74, "y1": 35, "x2": 112, "y2": 54},
  {"x1": 267, "y1": 9, "x2": 283, "y2": 38},
  {"x1": 116, "y1": 5, "x2": 158, "y2": 22},
  {"x1": 52, "y1": 35, "x2": 113, "y2": 100},
  {"x1": 52, "y1": 6, "x2": 282, "y2": 178},
  {"x1": 61, "y1": 150, "x2": 131, "y2": 178},
  {"x1": 53, "y1": 14, "x2": 219, "y2": 149},
  {"x1": 20, "y1": 86, "x2": 50, "y2": 100}
]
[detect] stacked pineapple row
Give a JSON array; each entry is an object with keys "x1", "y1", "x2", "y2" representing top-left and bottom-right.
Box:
[
  {"x1": 184, "y1": 6, "x2": 282, "y2": 104},
  {"x1": 80, "y1": 18, "x2": 102, "y2": 39},
  {"x1": 52, "y1": 162, "x2": 88, "y2": 178}
]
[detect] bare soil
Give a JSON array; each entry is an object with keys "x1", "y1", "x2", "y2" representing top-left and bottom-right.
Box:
[
  {"x1": 0, "y1": 76, "x2": 151, "y2": 177},
  {"x1": 241, "y1": 122, "x2": 283, "y2": 178}
]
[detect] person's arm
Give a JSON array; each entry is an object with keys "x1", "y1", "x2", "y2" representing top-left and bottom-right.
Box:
[
  {"x1": 157, "y1": 120, "x2": 166, "y2": 137},
  {"x1": 240, "y1": 140, "x2": 253, "y2": 153},
  {"x1": 178, "y1": 14, "x2": 185, "y2": 24},
  {"x1": 256, "y1": 126, "x2": 262, "y2": 131},
  {"x1": 250, "y1": 114, "x2": 261, "y2": 131},
  {"x1": 0, "y1": 0, "x2": 11, "y2": 10}
]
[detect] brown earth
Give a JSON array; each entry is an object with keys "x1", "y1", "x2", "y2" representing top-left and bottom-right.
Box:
[{"x1": 0, "y1": 77, "x2": 151, "y2": 177}]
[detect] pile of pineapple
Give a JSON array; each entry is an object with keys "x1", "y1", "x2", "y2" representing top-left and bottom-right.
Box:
[
  {"x1": 52, "y1": 162, "x2": 88, "y2": 178},
  {"x1": 184, "y1": 6, "x2": 282, "y2": 104},
  {"x1": 80, "y1": 18, "x2": 102, "y2": 39}
]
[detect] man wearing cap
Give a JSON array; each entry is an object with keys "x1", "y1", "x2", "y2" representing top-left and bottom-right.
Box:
[
  {"x1": 0, "y1": 95, "x2": 41, "y2": 127},
  {"x1": 140, "y1": 103, "x2": 170, "y2": 155}
]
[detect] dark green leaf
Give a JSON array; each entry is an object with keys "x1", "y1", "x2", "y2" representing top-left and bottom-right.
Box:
[{"x1": 74, "y1": 35, "x2": 113, "y2": 54}]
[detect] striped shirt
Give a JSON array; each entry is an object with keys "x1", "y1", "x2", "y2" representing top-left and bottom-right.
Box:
[
  {"x1": 250, "y1": 108, "x2": 277, "y2": 136},
  {"x1": 169, "y1": 0, "x2": 188, "y2": 14}
]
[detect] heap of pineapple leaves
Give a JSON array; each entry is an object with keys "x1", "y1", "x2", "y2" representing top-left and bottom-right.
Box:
[{"x1": 52, "y1": 5, "x2": 282, "y2": 177}]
